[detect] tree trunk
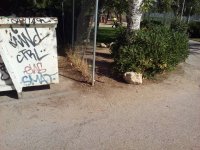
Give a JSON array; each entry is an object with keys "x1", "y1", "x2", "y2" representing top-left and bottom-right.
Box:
[
  {"x1": 97, "y1": 8, "x2": 103, "y2": 28},
  {"x1": 106, "y1": 10, "x2": 110, "y2": 24},
  {"x1": 119, "y1": 14, "x2": 122, "y2": 24},
  {"x1": 126, "y1": 0, "x2": 143, "y2": 31}
]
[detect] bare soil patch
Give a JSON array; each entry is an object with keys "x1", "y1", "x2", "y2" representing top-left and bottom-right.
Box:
[{"x1": 58, "y1": 47, "x2": 173, "y2": 94}]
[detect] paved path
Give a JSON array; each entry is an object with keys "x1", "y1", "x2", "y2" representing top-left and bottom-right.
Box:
[{"x1": 0, "y1": 41, "x2": 200, "y2": 150}]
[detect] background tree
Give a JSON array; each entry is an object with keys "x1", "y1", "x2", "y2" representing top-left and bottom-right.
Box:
[
  {"x1": 101, "y1": 0, "x2": 128, "y2": 24},
  {"x1": 126, "y1": 0, "x2": 156, "y2": 31},
  {"x1": 157, "y1": 0, "x2": 200, "y2": 20},
  {"x1": 182, "y1": 0, "x2": 200, "y2": 22},
  {"x1": 127, "y1": 0, "x2": 143, "y2": 31}
]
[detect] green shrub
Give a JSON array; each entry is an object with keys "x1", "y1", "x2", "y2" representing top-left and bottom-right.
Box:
[
  {"x1": 141, "y1": 20, "x2": 163, "y2": 29},
  {"x1": 188, "y1": 22, "x2": 200, "y2": 38},
  {"x1": 111, "y1": 26, "x2": 189, "y2": 77},
  {"x1": 170, "y1": 19, "x2": 188, "y2": 33}
]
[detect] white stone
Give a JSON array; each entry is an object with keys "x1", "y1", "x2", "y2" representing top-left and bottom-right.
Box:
[
  {"x1": 123, "y1": 72, "x2": 142, "y2": 84},
  {"x1": 83, "y1": 39, "x2": 90, "y2": 43},
  {"x1": 109, "y1": 42, "x2": 115, "y2": 48},
  {"x1": 100, "y1": 43, "x2": 107, "y2": 48}
]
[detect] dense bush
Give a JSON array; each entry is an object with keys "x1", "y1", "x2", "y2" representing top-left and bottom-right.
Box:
[
  {"x1": 170, "y1": 19, "x2": 188, "y2": 33},
  {"x1": 141, "y1": 20, "x2": 163, "y2": 29},
  {"x1": 188, "y1": 22, "x2": 200, "y2": 38},
  {"x1": 111, "y1": 26, "x2": 189, "y2": 77}
]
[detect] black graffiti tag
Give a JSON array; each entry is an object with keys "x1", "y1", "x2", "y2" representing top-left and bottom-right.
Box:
[
  {"x1": 9, "y1": 26, "x2": 49, "y2": 48},
  {"x1": 11, "y1": 18, "x2": 55, "y2": 25},
  {"x1": 16, "y1": 49, "x2": 49, "y2": 63},
  {"x1": 8, "y1": 25, "x2": 50, "y2": 63},
  {"x1": 0, "y1": 63, "x2": 10, "y2": 81}
]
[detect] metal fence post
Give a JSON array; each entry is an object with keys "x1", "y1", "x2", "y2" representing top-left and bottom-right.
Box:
[
  {"x1": 92, "y1": 0, "x2": 99, "y2": 86},
  {"x1": 72, "y1": 0, "x2": 75, "y2": 49}
]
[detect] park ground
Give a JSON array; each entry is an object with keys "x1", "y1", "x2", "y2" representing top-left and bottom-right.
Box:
[{"x1": 0, "y1": 40, "x2": 200, "y2": 150}]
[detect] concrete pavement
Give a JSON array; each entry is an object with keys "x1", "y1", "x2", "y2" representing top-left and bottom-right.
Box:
[{"x1": 0, "y1": 41, "x2": 200, "y2": 150}]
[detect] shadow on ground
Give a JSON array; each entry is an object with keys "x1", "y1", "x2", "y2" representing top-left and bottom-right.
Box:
[
  {"x1": 86, "y1": 48, "x2": 124, "y2": 83},
  {"x1": 0, "y1": 90, "x2": 18, "y2": 99},
  {"x1": 189, "y1": 42, "x2": 200, "y2": 55},
  {"x1": 0, "y1": 85, "x2": 51, "y2": 99}
]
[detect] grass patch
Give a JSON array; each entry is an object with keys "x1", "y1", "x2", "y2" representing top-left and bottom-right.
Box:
[{"x1": 97, "y1": 27, "x2": 117, "y2": 44}]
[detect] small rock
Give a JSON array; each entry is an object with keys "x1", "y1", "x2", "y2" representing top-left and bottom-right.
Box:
[
  {"x1": 83, "y1": 39, "x2": 90, "y2": 43},
  {"x1": 109, "y1": 42, "x2": 115, "y2": 48},
  {"x1": 100, "y1": 43, "x2": 107, "y2": 48},
  {"x1": 123, "y1": 72, "x2": 143, "y2": 84}
]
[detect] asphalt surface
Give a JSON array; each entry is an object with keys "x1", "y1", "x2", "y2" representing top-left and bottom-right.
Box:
[{"x1": 0, "y1": 40, "x2": 200, "y2": 150}]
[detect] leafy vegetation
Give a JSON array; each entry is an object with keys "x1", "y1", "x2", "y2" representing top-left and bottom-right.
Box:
[
  {"x1": 170, "y1": 19, "x2": 188, "y2": 33},
  {"x1": 156, "y1": 0, "x2": 200, "y2": 18},
  {"x1": 141, "y1": 19, "x2": 164, "y2": 29},
  {"x1": 111, "y1": 25, "x2": 189, "y2": 77}
]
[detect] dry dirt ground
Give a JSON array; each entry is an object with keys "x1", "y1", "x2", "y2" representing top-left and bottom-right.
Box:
[{"x1": 0, "y1": 41, "x2": 200, "y2": 150}]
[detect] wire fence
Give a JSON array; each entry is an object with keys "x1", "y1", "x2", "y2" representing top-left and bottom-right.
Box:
[
  {"x1": 143, "y1": 12, "x2": 200, "y2": 25},
  {"x1": 71, "y1": 0, "x2": 97, "y2": 84},
  {"x1": 0, "y1": 0, "x2": 99, "y2": 84}
]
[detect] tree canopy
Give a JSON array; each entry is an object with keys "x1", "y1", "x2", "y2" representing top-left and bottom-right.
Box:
[{"x1": 157, "y1": 0, "x2": 200, "y2": 17}]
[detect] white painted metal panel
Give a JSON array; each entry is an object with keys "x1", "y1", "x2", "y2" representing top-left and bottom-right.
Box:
[
  {"x1": 0, "y1": 56, "x2": 14, "y2": 91},
  {"x1": 0, "y1": 17, "x2": 59, "y2": 93}
]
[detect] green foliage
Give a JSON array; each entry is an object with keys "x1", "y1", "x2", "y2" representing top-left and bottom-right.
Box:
[
  {"x1": 97, "y1": 27, "x2": 118, "y2": 43},
  {"x1": 188, "y1": 22, "x2": 200, "y2": 38},
  {"x1": 157, "y1": 0, "x2": 174, "y2": 13},
  {"x1": 104, "y1": 0, "x2": 128, "y2": 15},
  {"x1": 170, "y1": 19, "x2": 188, "y2": 33},
  {"x1": 103, "y1": 0, "x2": 157, "y2": 14},
  {"x1": 141, "y1": 0, "x2": 157, "y2": 12},
  {"x1": 111, "y1": 25, "x2": 189, "y2": 77},
  {"x1": 157, "y1": 0, "x2": 200, "y2": 17},
  {"x1": 141, "y1": 20, "x2": 163, "y2": 29}
]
